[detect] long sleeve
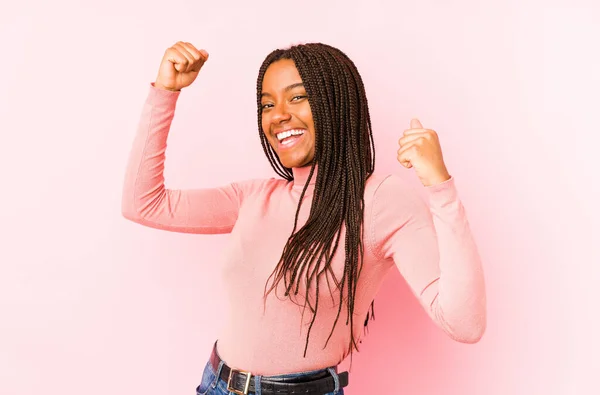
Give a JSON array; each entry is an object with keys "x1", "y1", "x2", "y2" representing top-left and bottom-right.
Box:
[
  {"x1": 369, "y1": 174, "x2": 486, "y2": 343},
  {"x1": 121, "y1": 83, "x2": 244, "y2": 234}
]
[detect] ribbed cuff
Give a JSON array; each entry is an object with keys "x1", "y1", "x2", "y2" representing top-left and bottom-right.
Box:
[
  {"x1": 147, "y1": 82, "x2": 181, "y2": 108},
  {"x1": 425, "y1": 176, "x2": 459, "y2": 207}
]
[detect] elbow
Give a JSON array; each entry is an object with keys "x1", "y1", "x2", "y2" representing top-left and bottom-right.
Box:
[
  {"x1": 448, "y1": 313, "x2": 487, "y2": 344},
  {"x1": 434, "y1": 300, "x2": 487, "y2": 344},
  {"x1": 440, "y1": 292, "x2": 487, "y2": 344},
  {"x1": 122, "y1": 208, "x2": 138, "y2": 223},
  {"x1": 121, "y1": 197, "x2": 143, "y2": 224},
  {"x1": 455, "y1": 323, "x2": 486, "y2": 344}
]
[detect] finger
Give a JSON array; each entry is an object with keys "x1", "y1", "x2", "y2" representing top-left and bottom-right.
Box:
[
  {"x1": 397, "y1": 154, "x2": 413, "y2": 168},
  {"x1": 193, "y1": 57, "x2": 208, "y2": 72},
  {"x1": 165, "y1": 48, "x2": 189, "y2": 73},
  {"x1": 410, "y1": 118, "x2": 423, "y2": 129},
  {"x1": 181, "y1": 42, "x2": 209, "y2": 72},
  {"x1": 397, "y1": 142, "x2": 419, "y2": 168},
  {"x1": 176, "y1": 43, "x2": 198, "y2": 73},
  {"x1": 193, "y1": 46, "x2": 209, "y2": 62},
  {"x1": 182, "y1": 42, "x2": 208, "y2": 60},
  {"x1": 403, "y1": 128, "x2": 431, "y2": 136},
  {"x1": 398, "y1": 141, "x2": 419, "y2": 157},
  {"x1": 173, "y1": 42, "x2": 197, "y2": 72},
  {"x1": 180, "y1": 42, "x2": 202, "y2": 62},
  {"x1": 398, "y1": 134, "x2": 426, "y2": 147},
  {"x1": 187, "y1": 56, "x2": 207, "y2": 73},
  {"x1": 187, "y1": 48, "x2": 209, "y2": 72}
]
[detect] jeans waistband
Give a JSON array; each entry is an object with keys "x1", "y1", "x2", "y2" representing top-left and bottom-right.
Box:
[{"x1": 208, "y1": 340, "x2": 347, "y2": 395}]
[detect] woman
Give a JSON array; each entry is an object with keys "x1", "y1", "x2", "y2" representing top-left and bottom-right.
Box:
[{"x1": 122, "y1": 41, "x2": 486, "y2": 395}]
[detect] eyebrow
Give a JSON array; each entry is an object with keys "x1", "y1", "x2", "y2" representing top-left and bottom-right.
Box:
[{"x1": 261, "y1": 82, "x2": 305, "y2": 98}]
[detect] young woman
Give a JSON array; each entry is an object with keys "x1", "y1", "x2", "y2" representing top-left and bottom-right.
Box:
[{"x1": 122, "y1": 41, "x2": 486, "y2": 395}]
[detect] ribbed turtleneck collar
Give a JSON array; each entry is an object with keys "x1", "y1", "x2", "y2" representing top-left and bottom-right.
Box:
[{"x1": 291, "y1": 164, "x2": 318, "y2": 189}]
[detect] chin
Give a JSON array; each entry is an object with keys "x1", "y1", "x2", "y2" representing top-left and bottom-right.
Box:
[
  {"x1": 297, "y1": 159, "x2": 314, "y2": 168},
  {"x1": 270, "y1": 142, "x2": 314, "y2": 168},
  {"x1": 281, "y1": 156, "x2": 314, "y2": 169}
]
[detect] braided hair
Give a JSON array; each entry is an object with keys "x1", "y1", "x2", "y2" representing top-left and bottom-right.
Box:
[{"x1": 256, "y1": 43, "x2": 376, "y2": 361}]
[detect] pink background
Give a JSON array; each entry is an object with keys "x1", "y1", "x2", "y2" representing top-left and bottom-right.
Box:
[{"x1": 1, "y1": 1, "x2": 598, "y2": 394}]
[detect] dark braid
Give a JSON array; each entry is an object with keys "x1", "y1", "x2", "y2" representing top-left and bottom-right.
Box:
[{"x1": 255, "y1": 43, "x2": 376, "y2": 363}]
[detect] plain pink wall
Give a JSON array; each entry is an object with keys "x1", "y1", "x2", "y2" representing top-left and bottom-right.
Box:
[{"x1": 1, "y1": 1, "x2": 598, "y2": 394}]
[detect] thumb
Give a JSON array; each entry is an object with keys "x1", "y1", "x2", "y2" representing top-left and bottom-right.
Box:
[{"x1": 410, "y1": 118, "x2": 423, "y2": 129}]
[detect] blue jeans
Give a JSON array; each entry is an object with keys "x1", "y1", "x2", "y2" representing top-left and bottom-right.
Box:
[{"x1": 195, "y1": 358, "x2": 345, "y2": 395}]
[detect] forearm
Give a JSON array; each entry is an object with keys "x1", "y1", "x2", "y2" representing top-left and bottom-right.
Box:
[
  {"x1": 422, "y1": 178, "x2": 487, "y2": 343},
  {"x1": 122, "y1": 83, "x2": 180, "y2": 223}
]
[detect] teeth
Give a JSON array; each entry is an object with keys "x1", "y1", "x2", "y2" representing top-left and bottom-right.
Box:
[{"x1": 276, "y1": 129, "x2": 305, "y2": 141}]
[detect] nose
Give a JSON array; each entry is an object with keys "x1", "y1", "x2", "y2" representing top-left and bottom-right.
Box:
[{"x1": 270, "y1": 102, "x2": 292, "y2": 124}]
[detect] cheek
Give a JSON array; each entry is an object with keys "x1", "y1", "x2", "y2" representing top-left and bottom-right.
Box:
[
  {"x1": 302, "y1": 112, "x2": 315, "y2": 140},
  {"x1": 300, "y1": 107, "x2": 315, "y2": 132},
  {"x1": 261, "y1": 118, "x2": 270, "y2": 137},
  {"x1": 301, "y1": 106, "x2": 313, "y2": 123}
]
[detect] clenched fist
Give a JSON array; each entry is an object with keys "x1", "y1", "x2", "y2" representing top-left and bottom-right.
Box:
[
  {"x1": 397, "y1": 118, "x2": 451, "y2": 187},
  {"x1": 154, "y1": 42, "x2": 209, "y2": 92}
]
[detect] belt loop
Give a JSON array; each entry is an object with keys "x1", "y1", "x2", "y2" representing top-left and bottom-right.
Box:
[
  {"x1": 254, "y1": 374, "x2": 262, "y2": 395},
  {"x1": 327, "y1": 367, "x2": 340, "y2": 393},
  {"x1": 212, "y1": 360, "x2": 224, "y2": 390}
]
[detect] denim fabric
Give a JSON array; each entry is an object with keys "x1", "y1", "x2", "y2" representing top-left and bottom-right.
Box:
[{"x1": 195, "y1": 359, "x2": 344, "y2": 395}]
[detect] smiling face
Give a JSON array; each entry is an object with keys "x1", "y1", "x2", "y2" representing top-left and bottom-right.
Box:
[{"x1": 260, "y1": 59, "x2": 316, "y2": 169}]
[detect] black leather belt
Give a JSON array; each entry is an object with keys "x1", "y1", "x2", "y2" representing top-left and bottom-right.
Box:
[{"x1": 209, "y1": 342, "x2": 349, "y2": 395}]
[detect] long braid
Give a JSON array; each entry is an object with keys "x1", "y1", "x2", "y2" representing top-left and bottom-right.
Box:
[{"x1": 256, "y1": 43, "x2": 376, "y2": 363}]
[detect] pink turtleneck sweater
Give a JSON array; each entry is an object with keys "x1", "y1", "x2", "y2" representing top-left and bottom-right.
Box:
[{"x1": 121, "y1": 83, "x2": 486, "y2": 375}]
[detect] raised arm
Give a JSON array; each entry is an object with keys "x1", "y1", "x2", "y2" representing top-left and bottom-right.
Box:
[
  {"x1": 370, "y1": 175, "x2": 487, "y2": 343},
  {"x1": 121, "y1": 42, "x2": 242, "y2": 234}
]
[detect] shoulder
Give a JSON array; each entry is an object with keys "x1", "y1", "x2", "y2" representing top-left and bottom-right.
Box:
[
  {"x1": 364, "y1": 172, "x2": 430, "y2": 228},
  {"x1": 231, "y1": 176, "x2": 287, "y2": 197},
  {"x1": 365, "y1": 173, "x2": 422, "y2": 204}
]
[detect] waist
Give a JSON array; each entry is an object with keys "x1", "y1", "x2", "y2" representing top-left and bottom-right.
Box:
[
  {"x1": 210, "y1": 340, "x2": 348, "y2": 395},
  {"x1": 216, "y1": 331, "x2": 349, "y2": 375}
]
